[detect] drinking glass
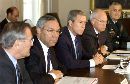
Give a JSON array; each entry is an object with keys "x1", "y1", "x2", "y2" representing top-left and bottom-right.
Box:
[{"x1": 120, "y1": 57, "x2": 129, "y2": 74}]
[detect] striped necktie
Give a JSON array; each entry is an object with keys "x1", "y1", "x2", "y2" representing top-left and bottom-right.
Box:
[
  {"x1": 16, "y1": 64, "x2": 23, "y2": 84},
  {"x1": 75, "y1": 37, "x2": 82, "y2": 59}
]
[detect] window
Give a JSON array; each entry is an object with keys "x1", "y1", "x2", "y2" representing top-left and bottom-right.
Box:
[{"x1": 23, "y1": 0, "x2": 41, "y2": 25}]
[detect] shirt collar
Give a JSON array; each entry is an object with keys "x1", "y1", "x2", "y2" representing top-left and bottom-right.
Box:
[
  {"x1": 38, "y1": 39, "x2": 49, "y2": 54},
  {"x1": 112, "y1": 20, "x2": 117, "y2": 24},
  {"x1": 6, "y1": 18, "x2": 11, "y2": 22},
  {"x1": 94, "y1": 28, "x2": 99, "y2": 34},
  {"x1": 4, "y1": 49, "x2": 17, "y2": 68},
  {"x1": 68, "y1": 29, "x2": 76, "y2": 42}
]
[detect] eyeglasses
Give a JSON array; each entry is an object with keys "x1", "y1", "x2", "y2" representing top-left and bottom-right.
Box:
[
  {"x1": 42, "y1": 28, "x2": 61, "y2": 34},
  {"x1": 94, "y1": 18, "x2": 107, "y2": 24},
  {"x1": 19, "y1": 38, "x2": 34, "y2": 43}
]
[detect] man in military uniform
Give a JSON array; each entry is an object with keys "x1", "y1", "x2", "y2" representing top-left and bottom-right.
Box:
[{"x1": 106, "y1": 1, "x2": 129, "y2": 50}]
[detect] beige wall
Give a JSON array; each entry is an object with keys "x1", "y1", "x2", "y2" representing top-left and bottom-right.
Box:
[
  {"x1": 0, "y1": 0, "x2": 23, "y2": 22},
  {"x1": 0, "y1": 0, "x2": 90, "y2": 26},
  {"x1": 58, "y1": 0, "x2": 90, "y2": 26},
  {"x1": 0, "y1": 0, "x2": 14, "y2": 21}
]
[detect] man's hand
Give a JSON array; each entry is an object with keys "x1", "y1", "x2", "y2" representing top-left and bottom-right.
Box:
[
  {"x1": 93, "y1": 53, "x2": 104, "y2": 65},
  {"x1": 50, "y1": 70, "x2": 63, "y2": 81},
  {"x1": 98, "y1": 45, "x2": 110, "y2": 56}
]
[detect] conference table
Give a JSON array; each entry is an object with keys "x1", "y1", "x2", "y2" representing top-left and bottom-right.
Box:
[{"x1": 66, "y1": 59, "x2": 130, "y2": 84}]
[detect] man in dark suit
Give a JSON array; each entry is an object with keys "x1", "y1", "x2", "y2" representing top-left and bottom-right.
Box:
[
  {"x1": 0, "y1": 6, "x2": 19, "y2": 33},
  {"x1": 81, "y1": 9, "x2": 112, "y2": 58},
  {"x1": 106, "y1": 2, "x2": 129, "y2": 50},
  {"x1": 55, "y1": 10, "x2": 104, "y2": 70},
  {"x1": 25, "y1": 15, "x2": 65, "y2": 84},
  {"x1": 0, "y1": 22, "x2": 33, "y2": 84}
]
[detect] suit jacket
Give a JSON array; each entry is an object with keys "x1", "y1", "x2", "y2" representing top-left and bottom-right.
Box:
[
  {"x1": 81, "y1": 21, "x2": 112, "y2": 58},
  {"x1": 25, "y1": 36, "x2": 66, "y2": 84},
  {"x1": 106, "y1": 15, "x2": 129, "y2": 50},
  {"x1": 0, "y1": 47, "x2": 32, "y2": 84},
  {"x1": 0, "y1": 47, "x2": 17, "y2": 84},
  {"x1": 0, "y1": 18, "x2": 8, "y2": 33},
  {"x1": 55, "y1": 27, "x2": 90, "y2": 69}
]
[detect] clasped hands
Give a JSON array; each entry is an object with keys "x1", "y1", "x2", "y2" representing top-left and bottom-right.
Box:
[
  {"x1": 49, "y1": 69, "x2": 63, "y2": 83},
  {"x1": 93, "y1": 45, "x2": 109, "y2": 65}
]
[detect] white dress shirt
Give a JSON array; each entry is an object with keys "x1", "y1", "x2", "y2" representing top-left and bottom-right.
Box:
[{"x1": 38, "y1": 39, "x2": 56, "y2": 79}]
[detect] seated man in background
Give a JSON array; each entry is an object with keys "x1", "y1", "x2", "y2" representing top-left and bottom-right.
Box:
[
  {"x1": 0, "y1": 22, "x2": 33, "y2": 84},
  {"x1": 55, "y1": 10, "x2": 104, "y2": 70},
  {"x1": 0, "y1": 6, "x2": 19, "y2": 33},
  {"x1": 81, "y1": 9, "x2": 112, "y2": 58},
  {"x1": 106, "y1": 1, "x2": 130, "y2": 50},
  {"x1": 25, "y1": 15, "x2": 66, "y2": 84}
]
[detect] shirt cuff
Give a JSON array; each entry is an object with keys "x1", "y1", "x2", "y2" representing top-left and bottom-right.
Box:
[
  {"x1": 104, "y1": 45, "x2": 108, "y2": 50},
  {"x1": 48, "y1": 72, "x2": 57, "y2": 79},
  {"x1": 89, "y1": 59, "x2": 95, "y2": 67}
]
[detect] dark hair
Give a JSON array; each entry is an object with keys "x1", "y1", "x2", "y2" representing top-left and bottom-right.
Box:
[
  {"x1": 109, "y1": 1, "x2": 122, "y2": 7},
  {"x1": 6, "y1": 6, "x2": 18, "y2": 15},
  {"x1": 0, "y1": 21, "x2": 31, "y2": 48}
]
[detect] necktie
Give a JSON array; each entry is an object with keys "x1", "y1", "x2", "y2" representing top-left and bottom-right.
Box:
[
  {"x1": 16, "y1": 64, "x2": 23, "y2": 84},
  {"x1": 97, "y1": 33, "x2": 102, "y2": 47},
  {"x1": 115, "y1": 22, "x2": 119, "y2": 29},
  {"x1": 75, "y1": 37, "x2": 82, "y2": 59},
  {"x1": 96, "y1": 33, "x2": 100, "y2": 47},
  {"x1": 47, "y1": 49, "x2": 51, "y2": 73}
]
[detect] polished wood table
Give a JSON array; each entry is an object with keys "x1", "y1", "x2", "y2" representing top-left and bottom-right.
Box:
[{"x1": 66, "y1": 60, "x2": 130, "y2": 84}]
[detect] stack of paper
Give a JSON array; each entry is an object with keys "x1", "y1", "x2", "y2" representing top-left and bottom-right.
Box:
[
  {"x1": 102, "y1": 65, "x2": 118, "y2": 69},
  {"x1": 57, "y1": 76, "x2": 98, "y2": 84},
  {"x1": 114, "y1": 67, "x2": 130, "y2": 74},
  {"x1": 106, "y1": 54, "x2": 125, "y2": 60},
  {"x1": 112, "y1": 50, "x2": 130, "y2": 54}
]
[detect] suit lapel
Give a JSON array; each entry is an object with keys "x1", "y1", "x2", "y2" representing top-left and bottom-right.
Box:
[
  {"x1": 87, "y1": 22, "x2": 99, "y2": 47},
  {"x1": 49, "y1": 47, "x2": 58, "y2": 69},
  {"x1": 33, "y1": 36, "x2": 46, "y2": 71},
  {"x1": 63, "y1": 27, "x2": 77, "y2": 59},
  {"x1": 0, "y1": 47, "x2": 17, "y2": 82},
  {"x1": 33, "y1": 36, "x2": 58, "y2": 70}
]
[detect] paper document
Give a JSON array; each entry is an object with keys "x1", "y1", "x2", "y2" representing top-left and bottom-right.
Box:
[
  {"x1": 102, "y1": 65, "x2": 118, "y2": 69},
  {"x1": 106, "y1": 54, "x2": 129, "y2": 60},
  {"x1": 112, "y1": 50, "x2": 130, "y2": 54},
  {"x1": 57, "y1": 76, "x2": 98, "y2": 84},
  {"x1": 121, "y1": 78, "x2": 128, "y2": 84}
]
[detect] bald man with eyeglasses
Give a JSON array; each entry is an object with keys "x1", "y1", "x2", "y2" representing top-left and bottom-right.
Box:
[{"x1": 81, "y1": 9, "x2": 113, "y2": 59}]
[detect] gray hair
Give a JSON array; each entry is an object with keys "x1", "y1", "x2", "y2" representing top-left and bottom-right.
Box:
[
  {"x1": 89, "y1": 9, "x2": 104, "y2": 21},
  {"x1": 36, "y1": 15, "x2": 57, "y2": 29},
  {"x1": 0, "y1": 22, "x2": 31, "y2": 49},
  {"x1": 67, "y1": 10, "x2": 85, "y2": 22}
]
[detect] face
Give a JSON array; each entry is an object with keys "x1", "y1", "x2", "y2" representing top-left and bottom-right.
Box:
[
  {"x1": 69, "y1": 15, "x2": 86, "y2": 36},
  {"x1": 9, "y1": 9, "x2": 19, "y2": 22},
  {"x1": 109, "y1": 5, "x2": 122, "y2": 21},
  {"x1": 37, "y1": 20, "x2": 60, "y2": 47},
  {"x1": 18, "y1": 27, "x2": 33, "y2": 59},
  {"x1": 92, "y1": 12, "x2": 107, "y2": 32}
]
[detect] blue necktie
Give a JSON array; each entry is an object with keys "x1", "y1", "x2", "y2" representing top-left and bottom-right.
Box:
[
  {"x1": 47, "y1": 49, "x2": 51, "y2": 73},
  {"x1": 16, "y1": 64, "x2": 23, "y2": 84},
  {"x1": 75, "y1": 37, "x2": 82, "y2": 59}
]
